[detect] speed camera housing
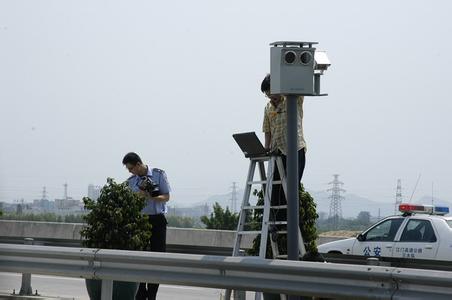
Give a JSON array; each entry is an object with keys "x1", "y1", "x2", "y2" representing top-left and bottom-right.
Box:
[{"x1": 270, "y1": 41, "x2": 330, "y2": 96}]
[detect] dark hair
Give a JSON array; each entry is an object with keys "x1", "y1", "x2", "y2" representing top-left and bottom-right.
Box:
[
  {"x1": 122, "y1": 152, "x2": 142, "y2": 165},
  {"x1": 260, "y1": 74, "x2": 270, "y2": 93}
]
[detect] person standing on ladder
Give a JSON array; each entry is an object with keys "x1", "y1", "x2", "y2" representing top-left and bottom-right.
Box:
[{"x1": 261, "y1": 74, "x2": 306, "y2": 220}]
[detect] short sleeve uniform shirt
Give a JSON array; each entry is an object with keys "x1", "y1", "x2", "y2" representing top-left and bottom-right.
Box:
[{"x1": 127, "y1": 166, "x2": 171, "y2": 215}]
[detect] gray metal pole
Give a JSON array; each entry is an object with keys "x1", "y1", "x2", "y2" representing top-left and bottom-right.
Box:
[
  {"x1": 286, "y1": 95, "x2": 299, "y2": 260},
  {"x1": 286, "y1": 95, "x2": 300, "y2": 300}
]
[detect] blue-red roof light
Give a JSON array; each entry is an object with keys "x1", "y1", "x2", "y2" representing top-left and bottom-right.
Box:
[{"x1": 399, "y1": 203, "x2": 449, "y2": 215}]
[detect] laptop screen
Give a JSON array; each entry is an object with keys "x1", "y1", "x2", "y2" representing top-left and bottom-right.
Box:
[{"x1": 232, "y1": 132, "x2": 267, "y2": 158}]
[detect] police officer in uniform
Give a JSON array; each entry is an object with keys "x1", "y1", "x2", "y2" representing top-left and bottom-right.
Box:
[{"x1": 122, "y1": 152, "x2": 171, "y2": 300}]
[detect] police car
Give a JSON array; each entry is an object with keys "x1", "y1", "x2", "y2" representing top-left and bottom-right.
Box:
[{"x1": 317, "y1": 204, "x2": 452, "y2": 260}]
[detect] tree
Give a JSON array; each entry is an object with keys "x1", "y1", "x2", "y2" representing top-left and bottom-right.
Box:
[
  {"x1": 357, "y1": 211, "x2": 371, "y2": 225},
  {"x1": 0, "y1": 212, "x2": 58, "y2": 222},
  {"x1": 200, "y1": 202, "x2": 239, "y2": 230},
  {"x1": 65, "y1": 214, "x2": 85, "y2": 223},
  {"x1": 166, "y1": 215, "x2": 198, "y2": 228}
]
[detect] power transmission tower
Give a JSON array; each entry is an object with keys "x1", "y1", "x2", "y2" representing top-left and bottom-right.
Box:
[
  {"x1": 328, "y1": 174, "x2": 345, "y2": 230},
  {"x1": 41, "y1": 186, "x2": 47, "y2": 200},
  {"x1": 395, "y1": 179, "x2": 402, "y2": 214},
  {"x1": 431, "y1": 182, "x2": 434, "y2": 206},
  {"x1": 230, "y1": 182, "x2": 238, "y2": 213},
  {"x1": 63, "y1": 183, "x2": 68, "y2": 200}
]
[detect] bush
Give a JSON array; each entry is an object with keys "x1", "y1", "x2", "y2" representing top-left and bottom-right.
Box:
[{"x1": 80, "y1": 178, "x2": 152, "y2": 250}]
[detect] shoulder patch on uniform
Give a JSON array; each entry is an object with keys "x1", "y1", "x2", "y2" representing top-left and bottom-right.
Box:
[{"x1": 152, "y1": 168, "x2": 164, "y2": 173}]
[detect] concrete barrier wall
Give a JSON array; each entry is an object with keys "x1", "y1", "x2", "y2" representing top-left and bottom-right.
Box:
[
  {"x1": 0, "y1": 220, "x2": 83, "y2": 240},
  {"x1": 0, "y1": 220, "x2": 344, "y2": 249}
]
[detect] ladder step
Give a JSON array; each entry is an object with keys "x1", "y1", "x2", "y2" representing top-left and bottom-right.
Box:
[
  {"x1": 271, "y1": 205, "x2": 288, "y2": 209},
  {"x1": 242, "y1": 205, "x2": 288, "y2": 210},
  {"x1": 247, "y1": 180, "x2": 282, "y2": 185},
  {"x1": 274, "y1": 230, "x2": 287, "y2": 234},
  {"x1": 238, "y1": 231, "x2": 262, "y2": 235},
  {"x1": 268, "y1": 221, "x2": 287, "y2": 225}
]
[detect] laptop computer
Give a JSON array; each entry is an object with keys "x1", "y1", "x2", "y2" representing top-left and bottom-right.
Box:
[{"x1": 232, "y1": 132, "x2": 268, "y2": 158}]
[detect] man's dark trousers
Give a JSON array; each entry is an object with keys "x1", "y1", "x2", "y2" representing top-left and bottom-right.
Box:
[
  {"x1": 135, "y1": 214, "x2": 167, "y2": 300},
  {"x1": 270, "y1": 149, "x2": 306, "y2": 221}
]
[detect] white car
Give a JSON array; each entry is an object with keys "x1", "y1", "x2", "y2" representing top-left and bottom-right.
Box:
[{"x1": 318, "y1": 204, "x2": 452, "y2": 260}]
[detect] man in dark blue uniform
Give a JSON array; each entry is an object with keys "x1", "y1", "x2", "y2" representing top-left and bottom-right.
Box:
[{"x1": 122, "y1": 152, "x2": 171, "y2": 300}]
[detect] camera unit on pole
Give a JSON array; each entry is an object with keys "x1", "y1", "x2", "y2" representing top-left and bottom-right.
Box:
[
  {"x1": 138, "y1": 176, "x2": 160, "y2": 197},
  {"x1": 270, "y1": 41, "x2": 331, "y2": 96}
]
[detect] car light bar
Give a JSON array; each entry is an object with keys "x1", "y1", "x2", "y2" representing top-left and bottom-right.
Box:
[
  {"x1": 434, "y1": 206, "x2": 450, "y2": 214},
  {"x1": 399, "y1": 203, "x2": 449, "y2": 215}
]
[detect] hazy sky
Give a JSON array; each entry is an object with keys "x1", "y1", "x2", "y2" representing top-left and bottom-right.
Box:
[{"x1": 1, "y1": 0, "x2": 451, "y2": 206}]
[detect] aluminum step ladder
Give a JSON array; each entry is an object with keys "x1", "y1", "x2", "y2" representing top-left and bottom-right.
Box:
[{"x1": 225, "y1": 155, "x2": 306, "y2": 300}]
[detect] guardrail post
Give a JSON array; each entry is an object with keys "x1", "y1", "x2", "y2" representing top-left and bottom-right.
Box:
[
  {"x1": 224, "y1": 250, "x2": 247, "y2": 300},
  {"x1": 233, "y1": 250, "x2": 246, "y2": 300},
  {"x1": 19, "y1": 238, "x2": 34, "y2": 295},
  {"x1": 101, "y1": 279, "x2": 113, "y2": 300},
  {"x1": 367, "y1": 257, "x2": 391, "y2": 267},
  {"x1": 367, "y1": 257, "x2": 380, "y2": 266}
]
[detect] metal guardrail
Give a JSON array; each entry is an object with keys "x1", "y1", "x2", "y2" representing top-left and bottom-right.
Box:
[
  {"x1": 3, "y1": 234, "x2": 452, "y2": 272},
  {"x1": 1, "y1": 244, "x2": 452, "y2": 299}
]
